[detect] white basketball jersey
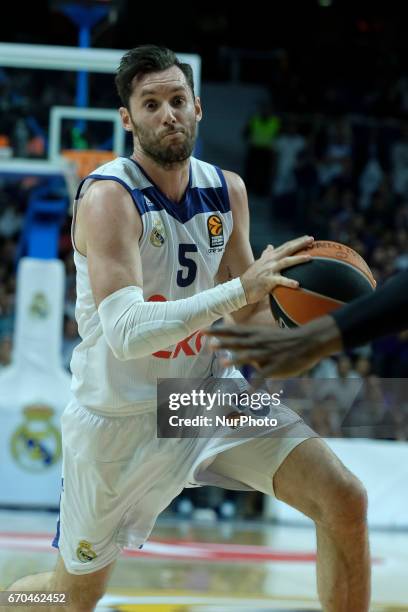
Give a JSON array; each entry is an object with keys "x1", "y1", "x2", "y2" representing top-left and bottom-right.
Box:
[{"x1": 71, "y1": 156, "x2": 240, "y2": 416}]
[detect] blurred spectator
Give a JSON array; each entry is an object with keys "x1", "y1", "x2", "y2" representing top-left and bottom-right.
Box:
[
  {"x1": 243, "y1": 100, "x2": 281, "y2": 196},
  {"x1": 294, "y1": 139, "x2": 319, "y2": 230},
  {"x1": 315, "y1": 355, "x2": 362, "y2": 413},
  {"x1": 310, "y1": 395, "x2": 342, "y2": 437},
  {"x1": 354, "y1": 356, "x2": 372, "y2": 378},
  {"x1": 0, "y1": 289, "x2": 15, "y2": 339},
  {"x1": 62, "y1": 315, "x2": 80, "y2": 372},
  {"x1": 0, "y1": 335, "x2": 12, "y2": 371},
  {"x1": 64, "y1": 283, "x2": 77, "y2": 320},
  {"x1": 273, "y1": 117, "x2": 306, "y2": 197},
  {"x1": 395, "y1": 201, "x2": 408, "y2": 231},
  {"x1": 12, "y1": 118, "x2": 29, "y2": 158},
  {"x1": 389, "y1": 75, "x2": 408, "y2": 117},
  {"x1": 272, "y1": 117, "x2": 306, "y2": 220},
  {"x1": 0, "y1": 200, "x2": 23, "y2": 238},
  {"x1": 311, "y1": 356, "x2": 338, "y2": 379},
  {"x1": 391, "y1": 402, "x2": 408, "y2": 441},
  {"x1": 318, "y1": 119, "x2": 353, "y2": 187},
  {"x1": 391, "y1": 122, "x2": 408, "y2": 198},
  {"x1": 358, "y1": 143, "x2": 384, "y2": 210},
  {"x1": 26, "y1": 135, "x2": 46, "y2": 158}
]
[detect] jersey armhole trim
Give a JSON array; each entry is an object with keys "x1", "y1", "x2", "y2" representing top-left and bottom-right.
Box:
[
  {"x1": 214, "y1": 166, "x2": 231, "y2": 212},
  {"x1": 79, "y1": 174, "x2": 135, "y2": 199}
]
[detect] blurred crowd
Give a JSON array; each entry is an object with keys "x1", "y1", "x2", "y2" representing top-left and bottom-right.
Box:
[
  {"x1": 243, "y1": 106, "x2": 408, "y2": 445},
  {"x1": 0, "y1": 68, "x2": 118, "y2": 157}
]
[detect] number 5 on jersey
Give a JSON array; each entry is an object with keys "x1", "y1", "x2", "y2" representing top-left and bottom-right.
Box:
[{"x1": 177, "y1": 244, "x2": 198, "y2": 287}]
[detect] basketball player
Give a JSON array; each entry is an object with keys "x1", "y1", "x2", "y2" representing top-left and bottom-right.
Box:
[
  {"x1": 4, "y1": 46, "x2": 370, "y2": 612},
  {"x1": 206, "y1": 269, "x2": 408, "y2": 378}
]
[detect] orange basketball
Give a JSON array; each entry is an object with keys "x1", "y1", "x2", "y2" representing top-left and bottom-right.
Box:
[{"x1": 270, "y1": 240, "x2": 376, "y2": 327}]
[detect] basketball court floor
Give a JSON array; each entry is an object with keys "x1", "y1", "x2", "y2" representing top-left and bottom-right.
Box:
[{"x1": 0, "y1": 509, "x2": 407, "y2": 611}]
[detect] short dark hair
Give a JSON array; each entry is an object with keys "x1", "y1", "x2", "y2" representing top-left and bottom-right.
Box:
[{"x1": 115, "y1": 44, "x2": 195, "y2": 108}]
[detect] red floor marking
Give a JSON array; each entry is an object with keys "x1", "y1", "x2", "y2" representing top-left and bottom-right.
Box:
[{"x1": 0, "y1": 532, "x2": 383, "y2": 564}]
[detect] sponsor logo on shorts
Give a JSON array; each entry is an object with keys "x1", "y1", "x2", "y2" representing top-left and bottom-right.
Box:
[
  {"x1": 207, "y1": 214, "x2": 224, "y2": 248},
  {"x1": 76, "y1": 540, "x2": 97, "y2": 563}
]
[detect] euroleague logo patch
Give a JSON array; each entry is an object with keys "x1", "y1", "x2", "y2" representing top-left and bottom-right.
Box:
[{"x1": 207, "y1": 214, "x2": 224, "y2": 248}]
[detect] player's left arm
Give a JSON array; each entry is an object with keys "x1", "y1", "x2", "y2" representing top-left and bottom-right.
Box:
[{"x1": 215, "y1": 170, "x2": 275, "y2": 325}]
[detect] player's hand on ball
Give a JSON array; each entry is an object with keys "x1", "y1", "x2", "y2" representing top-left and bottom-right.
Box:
[{"x1": 240, "y1": 235, "x2": 313, "y2": 304}]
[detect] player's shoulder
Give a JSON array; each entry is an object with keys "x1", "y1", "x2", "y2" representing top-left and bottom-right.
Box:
[
  {"x1": 220, "y1": 169, "x2": 248, "y2": 211},
  {"x1": 221, "y1": 169, "x2": 246, "y2": 192},
  {"x1": 85, "y1": 156, "x2": 151, "y2": 193},
  {"x1": 80, "y1": 179, "x2": 142, "y2": 249},
  {"x1": 81, "y1": 179, "x2": 140, "y2": 234},
  {"x1": 84, "y1": 178, "x2": 132, "y2": 206}
]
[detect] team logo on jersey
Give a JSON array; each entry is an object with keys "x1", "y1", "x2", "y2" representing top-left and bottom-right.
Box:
[
  {"x1": 76, "y1": 540, "x2": 97, "y2": 563},
  {"x1": 150, "y1": 218, "x2": 166, "y2": 247},
  {"x1": 207, "y1": 214, "x2": 224, "y2": 248}
]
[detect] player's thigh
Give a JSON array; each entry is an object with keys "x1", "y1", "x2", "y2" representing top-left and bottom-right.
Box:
[
  {"x1": 209, "y1": 436, "x2": 310, "y2": 497},
  {"x1": 273, "y1": 437, "x2": 366, "y2": 523},
  {"x1": 50, "y1": 553, "x2": 115, "y2": 602}
]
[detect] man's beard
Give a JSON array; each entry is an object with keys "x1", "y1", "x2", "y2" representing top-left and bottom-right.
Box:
[{"x1": 132, "y1": 119, "x2": 196, "y2": 168}]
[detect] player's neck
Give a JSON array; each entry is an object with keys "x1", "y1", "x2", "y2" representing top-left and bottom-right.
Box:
[{"x1": 132, "y1": 152, "x2": 190, "y2": 203}]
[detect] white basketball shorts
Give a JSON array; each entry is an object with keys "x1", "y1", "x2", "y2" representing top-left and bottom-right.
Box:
[{"x1": 52, "y1": 398, "x2": 316, "y2": 574}]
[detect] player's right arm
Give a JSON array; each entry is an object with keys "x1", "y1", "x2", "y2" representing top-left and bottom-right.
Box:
[
  {"x1": 81, "y1": 180, "x2": 144, "y2": 306},
  {"x1": 80, "y1": 181, "x2": 312, "y2": 361}
]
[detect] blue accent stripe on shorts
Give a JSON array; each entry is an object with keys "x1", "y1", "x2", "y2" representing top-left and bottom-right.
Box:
[{"x1": 51, "y1": 477, "x2": 63, "y2": 549}]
